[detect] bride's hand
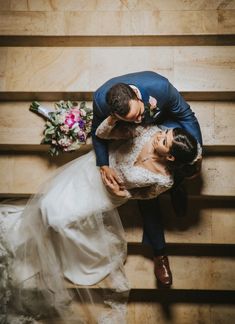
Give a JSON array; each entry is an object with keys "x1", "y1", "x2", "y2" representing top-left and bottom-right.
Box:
[
  {"x1": 100, "y1": 167, "x2": 128, "y2": 197},
  {"x1": 107, "y1": 115, "x2": 118, "y2": 126},
  {"x1": 100, "y1": 166, "x2": 124, "y2": 188},
  {"x1": 105, "y1": 181, "x2": 129, "y2": 198}
]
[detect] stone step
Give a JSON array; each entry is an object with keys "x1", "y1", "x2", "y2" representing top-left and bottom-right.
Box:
[
  {"x1": 1, "y1": 35, "x2": 235, "y2": 47},
  {"x1": 6, "y1": 236, "x2": 233, "y2": 290},
  {"x1": 0, "y1": 153, "x2": 234, "y2": 196},
  {"x1": 35, "y1": 302, "x2": 235, "y2": 324},
  {"x1": 63, "y1": 253, "x2": 235, "y2": 291},
  {"x1": 2, "y1": 1, "x2": 234, "y2": 11},
  {"x1": 126, "y1": 303, "x2": 235, "y2": 324},
  {"x1": 2, "y1": 197, "x2": 235, "y2": 245},
  {"x1": 120, "y1": 197, "x2": 235, "y2": 244},
  {"x1": 0, "y1": 5, "x2": 234, "y2": 36},
  {"x1": 1, "y1": 91, "x2": 235, "y2": 102},
  {"x1": 0, "y1": 101, "x2": 235, "y2": 149},
  {"x1": 125, "y1": 254, "x2": 235, "y2": 290},
  {"x1": 0, "y1": 47, "x2": 234, "y2": 92}
]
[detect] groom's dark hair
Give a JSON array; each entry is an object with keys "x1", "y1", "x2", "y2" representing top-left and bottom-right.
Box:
[{"x1": 106, "y1": 83, "x2": 138, "y2": 116}]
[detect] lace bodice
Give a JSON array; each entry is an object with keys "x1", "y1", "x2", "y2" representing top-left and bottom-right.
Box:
[{"x1": 96, "y1": 119, "x2": 173, "y2": 200}]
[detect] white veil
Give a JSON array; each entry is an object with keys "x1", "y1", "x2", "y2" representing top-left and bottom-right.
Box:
[{"x1": 0, "y1": 151, "x2": 130, "y2": 323}]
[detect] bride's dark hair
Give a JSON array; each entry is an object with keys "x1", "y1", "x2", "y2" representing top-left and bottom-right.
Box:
[{"x1": 167, "y1": 128, "x2": 198, "y2": 171}]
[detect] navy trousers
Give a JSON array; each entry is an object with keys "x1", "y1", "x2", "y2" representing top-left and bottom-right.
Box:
[
  {"x1": 138, "y1": 197, "x2": 166, "y2": 255},
  {"x1": 138, "y1": 171, "x2": 186, "y2": 255}
]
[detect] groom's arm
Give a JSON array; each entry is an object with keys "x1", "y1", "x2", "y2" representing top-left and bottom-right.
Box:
[
  {"x1": 166, "y1": 82, "x2": 202, "y2": 145},
  {"x1": 92, "y1": 101, "x2": 124, "y2": 187},
  {"x1": 91, "y1": 109, "x2": 109, "y2": 166},
  {"x1": 161, "y1": 81, "x2": 203, "y2": 177}
]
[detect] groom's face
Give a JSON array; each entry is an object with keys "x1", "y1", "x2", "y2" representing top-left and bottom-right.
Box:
[{"x1": 115, "y1": 99, "x2": 145, "y2": 123}]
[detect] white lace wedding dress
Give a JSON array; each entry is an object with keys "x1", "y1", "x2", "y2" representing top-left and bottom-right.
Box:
[{"x1": 0, "y1": 120, "x2": 173, "y2": 323}]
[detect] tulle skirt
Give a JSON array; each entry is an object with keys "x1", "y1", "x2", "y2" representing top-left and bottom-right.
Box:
[{"x1": 0, "y1": 150, "x2": 130, "y2": 323}]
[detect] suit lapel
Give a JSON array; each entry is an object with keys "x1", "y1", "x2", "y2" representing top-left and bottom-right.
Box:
[
  {"x1": 136, "y1": 85, "x2": 161, "y2": 125},
  {"x1": 137, "y1": 85, "x2": 149, "y2": 104}
]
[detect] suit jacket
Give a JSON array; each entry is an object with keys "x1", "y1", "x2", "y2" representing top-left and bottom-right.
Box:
[{"x1": 92, "y1": 71, "x2": 202, "y2": 166}]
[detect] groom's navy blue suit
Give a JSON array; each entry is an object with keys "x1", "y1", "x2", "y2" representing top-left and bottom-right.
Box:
[{"x1": 92, "y1": 71, "x2": 202, "y2": 254}]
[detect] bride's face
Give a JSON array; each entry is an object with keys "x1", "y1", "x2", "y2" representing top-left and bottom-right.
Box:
[
  {"x1": 115, "y1": 99, "x2": 144, "y2": 123},
  {"x1": 153, "y1": 129, "x2": 175, "y2": 160}
]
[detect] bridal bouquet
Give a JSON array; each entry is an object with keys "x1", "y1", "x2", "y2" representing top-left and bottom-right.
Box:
[{"x1": 30, "y1": 100, "x2": 93, "y2": 156}]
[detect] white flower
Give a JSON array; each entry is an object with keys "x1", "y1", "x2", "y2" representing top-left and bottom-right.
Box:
[
  {"x1": 80, "y1": 109, "x2": 87, "y2": 117},
  {"x1": 149, "y1": 96, "x2": 157, "y2": 110},
  {"x1": 58, "y1": 137, "x2": 72, "y2": 147},
  {"x1": 60, "y1": 124, "x2": 70, "y2": 134},
  {"x1": 58, "y1": 114, "x2": 66, "y2": 123}
]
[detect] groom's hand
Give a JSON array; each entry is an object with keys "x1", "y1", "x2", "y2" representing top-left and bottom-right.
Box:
[{"x1": 100, "y1": 166, "x2": 125, "y2": 189}]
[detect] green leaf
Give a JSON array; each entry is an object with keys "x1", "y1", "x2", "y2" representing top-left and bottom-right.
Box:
[
  {"x1": 45, "y1": 127, "x2": 55, "y2": 135},
  {"x1": 29, "y1": 101, "x2": 40, "y2": 112},
  {"x1": 46, "y1": 121, "x2": 52, "y2": 127},
  {"x1": 80, "y1": 101, "x2": 86, "y2": 109},
  {"x1": 43, "y1": 136, "x2": 52, "y2": 143}
]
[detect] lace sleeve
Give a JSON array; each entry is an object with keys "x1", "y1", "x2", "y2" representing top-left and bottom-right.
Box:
[
  {"x1": 95, "y1": 118, "x2": 142, "y2": 140},
  {"x1": 128, "y1": 184, "x2": 170, "y2": 200}
]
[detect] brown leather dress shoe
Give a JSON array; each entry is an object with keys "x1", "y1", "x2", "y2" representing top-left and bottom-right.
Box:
[{"x1": 154, "y1": 255, "x2": 172, "y2": 287}]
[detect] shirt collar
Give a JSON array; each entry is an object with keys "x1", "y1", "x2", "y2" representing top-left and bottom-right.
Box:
[
  {"x1": 129, "y1": 84, "x2": 142, "y2": 100},
  {"x1": 129, "y1": 84, "x2": 149, "y2": 104}
]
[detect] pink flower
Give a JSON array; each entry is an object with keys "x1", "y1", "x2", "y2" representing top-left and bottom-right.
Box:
[
  {"x1": 149, "y1": 96, "x2": 157, "y2": 110},
  {"x1": 65, "y1": 115, "x2": 75, "y2": 128},
  {"x1": 65, "y1": 108, "x2": 81, "y2": 128},
  {"x1": 71, "y1": 107, "x2": 81, "y2": 119}
]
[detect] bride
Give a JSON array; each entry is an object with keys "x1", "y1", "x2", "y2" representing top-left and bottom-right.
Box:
[{"x1": 0, "y1": 117, "x2": 198, "y2": 323}]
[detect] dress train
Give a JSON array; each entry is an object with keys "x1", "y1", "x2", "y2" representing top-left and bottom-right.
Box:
[{"x1": 0, "y1": 151, "x2": 129, "y2": 323}]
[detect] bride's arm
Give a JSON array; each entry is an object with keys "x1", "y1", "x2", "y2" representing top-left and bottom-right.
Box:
[
  {"x1": 105, "y1": 185, "x2": 160, "y2": 201},
  {"x1": 104, "y1": 180, "x2": 172, "y2": 201},
  {"x1": 128, "y1": 184, "x2": 171, "y2": 200},
  {"x1": 95, "y1": 116, "x2": 140, "y2": 140},
  {"x1": 102, "y1": 174, "x2": 131, "y2": 199}
]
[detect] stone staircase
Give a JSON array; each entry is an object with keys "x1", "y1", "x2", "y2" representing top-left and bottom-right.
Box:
[{"x1": 0, "y1": 1, "x2": 235, "y2": 323}]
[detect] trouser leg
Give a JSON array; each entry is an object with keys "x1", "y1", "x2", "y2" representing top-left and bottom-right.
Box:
[
  {"x1": 170, "y1": 173, "x2": 187, "y2": 218},
  {"x1": 138, "y1": 197, "x2": 166, "y2": 256}
]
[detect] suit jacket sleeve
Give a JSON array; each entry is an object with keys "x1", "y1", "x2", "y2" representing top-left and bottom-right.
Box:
[
  {"x1": 166, "y1": 82, "x2": 203, "y2": 145},
  {"x1": 91, "y1": 103, "x2": 109, "y2": 166}
]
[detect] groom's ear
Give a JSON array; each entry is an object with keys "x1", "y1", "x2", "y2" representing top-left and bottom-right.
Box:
[{"x1": 166, "y1": 154, "x2": 175, "y2": 162}]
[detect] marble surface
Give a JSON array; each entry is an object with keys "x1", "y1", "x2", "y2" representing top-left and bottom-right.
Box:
[
  {"x1": 0, "y1": 47, "x2": 234, "y2": 92},
  {"x1": 125, "y1": 254, "x2": 235, "y2": 289},
  {"x1": 0, "y1": 153, "x2": 234, "y2": 196},
  {"x1": 119, "y1": 197, "x2": 235, "y2": 244},
  {"x1": 1, "y1": 101, "x2": 235, "y2": 145},
  {"x1": 0, "y1": 2, "x2": 234, "y2": 321},
  {"x1": 0, "y1": 7, "x2": 234, "y2": 35},
  {"x1": 1, "y1": 0, "x2": 235, "y2": 11}
]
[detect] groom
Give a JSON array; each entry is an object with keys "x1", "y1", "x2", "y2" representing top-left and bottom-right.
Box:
[{"x1": 92, "y1": 71, "x2": 202, "y2": 287}]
